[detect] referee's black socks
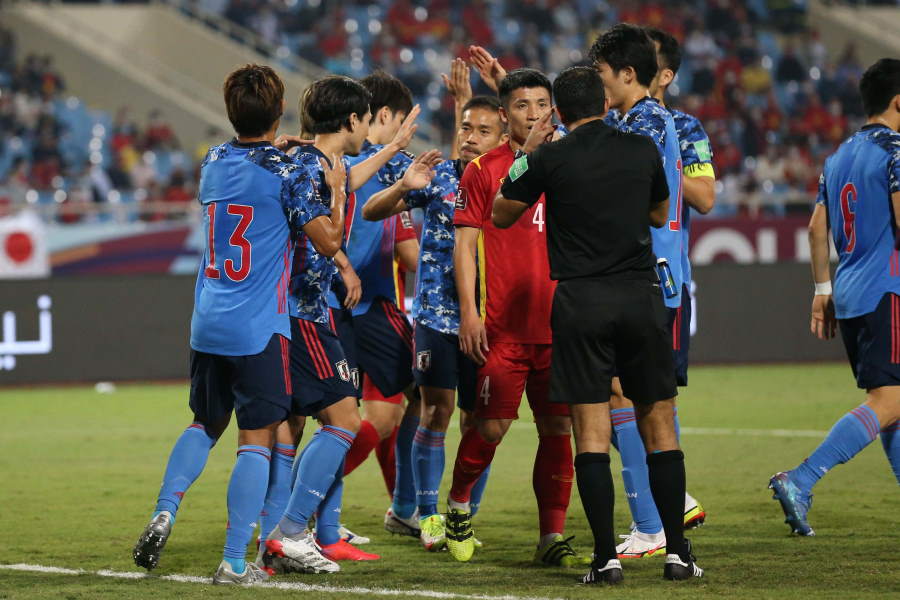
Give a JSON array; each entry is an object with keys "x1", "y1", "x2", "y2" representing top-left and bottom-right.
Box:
[
  {"x1": 646, "y1": 450, "x2": 688, "y2": 561},
  {"x1": 574, "y1": 452, "x2": 617, "y2": 566}
]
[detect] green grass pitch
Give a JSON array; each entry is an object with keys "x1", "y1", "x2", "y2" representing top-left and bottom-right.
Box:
[{"x1": 0, "y1": 364, "x2": 897, "y2": 599}]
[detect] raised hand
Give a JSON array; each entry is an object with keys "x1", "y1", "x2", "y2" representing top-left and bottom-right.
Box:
[
  {"x1": 468, "y1": 45, "x2": 507, "y2": 93},
  {"x1": 389, "y1": 104, "x2": 421, "y2": 151},
  {"x1": 521, "y1": 106, "x2": 556, "y2": 154},
  {"x1": 321, "y1": 155, "x2": 347, "y2": 203},
  {"x1": 274, "y1": 134, "x2": 314, "y2": 152},
  {"x1": 401, "y1": 149, "x2": 443, "y2": 191},
  {"x1": 441, "y1": 58, "x2": 472, "y2": 105}
]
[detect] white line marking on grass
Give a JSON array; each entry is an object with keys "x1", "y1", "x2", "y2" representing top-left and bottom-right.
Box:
[
  {"x1": 511, "y1": 422, "x2": 827, "y2": 438},
  {"x1": 0, "y1": 563, "x2": 565, "y2": 600}
]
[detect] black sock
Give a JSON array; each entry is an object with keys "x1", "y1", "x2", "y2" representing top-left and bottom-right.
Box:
[
  {"x1": 646, "y1": 450, "x2": 687, "y2": 561},
  {"x1": 574, "y1": 452, "x2": 616, "y2": 567}
]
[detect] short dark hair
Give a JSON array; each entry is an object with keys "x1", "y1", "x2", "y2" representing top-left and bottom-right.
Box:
[
  {"x1": 498, "y1": 68, "x2": 552, "y2": 108},
  {"x1": 301, "y1": 75, "x2": 372, "y2": 134},
  {"x1": 553, "y1": 66, "x2": 606, "y2": 125},
  {"x1": 359, "y1": 70, "x2": 413, "y2": 121},
  {"x1": 588, "y1": 23, "x2": 659, "y2": 87},
  {"x1": 223, "y1": 64, "x2": 284, "y2": 137},
  {"x1": 644, "y1": 27, "x2": 682, "y2": 74},
  {"x1": 461, "y1": 95, "x2": 501, "y2": 113},
  {"x1": 859, "y1": 58, "x2": 900, "y2": 117}
]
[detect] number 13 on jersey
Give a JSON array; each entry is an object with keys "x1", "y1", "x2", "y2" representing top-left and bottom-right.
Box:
[{"x1": 205, "y1": 202, "x2": 254, "y2": 282}]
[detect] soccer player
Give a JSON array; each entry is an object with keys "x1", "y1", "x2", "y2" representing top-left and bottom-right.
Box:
[
  {"x1": 770, "y1": 58, "x2": 900, "y2": 535},
  {"x1": 132, "y1": 65, "x2": 345, "y2": 584},
  {"x1": 362, "y1": 94, "x2": 507, "y2": 551},
  {"x1": 446, "y1": 69, "x2": 580, "y2": 566}
]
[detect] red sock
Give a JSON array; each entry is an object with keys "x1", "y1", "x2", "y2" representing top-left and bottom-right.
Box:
[
  {"x1": 344, "y1": 420, "x2": 379, "y2": 476},
  {"x1": 533, "y1": 434, "x2": 574, "y2": 537},
  {"x1": 450, "y1": 427, "x2": 499, "y2": 503},
  {"x1": 375, "y1": 425, "x2": 398, "y2": 496}
]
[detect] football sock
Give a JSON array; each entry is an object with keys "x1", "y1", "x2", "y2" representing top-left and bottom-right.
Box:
[
  {"x1": 316, "y1": 460, "x2": 345, "y2": 546},
  {"x1": 450, "y1": 427, "x2": 499, "y2": 505},
  {"x1": 611, "y1": 408, "x2": 663, "y2": 534},
  {"x1": 391, "y1": 414, "x2": 420, "y2": 519},
  {"x1": 881, "y1": 420, "x2": 900, "y2": 484},
  {"x1": 376, "y1": 425, "x2": 399, "y2": 496},
  {"x1": 343, "y1": 420, "x2": 379, "y2": 476},
  {"x1": 259, "y1": 443, "x2": 296, "y2": 540},
  {"x1": 223, "y1": 445, "x2": 271, "y2": 574},
  {"x1": 791, "y1": 404, "x2": 880, "y2": 494},
  {"x1": 647, "y1": 450, "x2": 687, "y2": 561},
  {"x1": 412, "y1": 426, "x2": 445, "y2": 517},
  {"x1": 534, "y1": 434, "x2": 573, "y2": 537},
  {"x1": 470, "y1": 465, "x2": 491, "y2": 517},
  {"x1": 280, "y1": 426, "x2": 355, "y2": 536},
  {"x1": 674, "y1": 405, "x2": 681, "y2": 442},
  {"x1": 154, "y1": 422, "x2": 217, "y2": 519},
  {"x1": 574, "y1": 452, "x2": 617, "y2": 567}
]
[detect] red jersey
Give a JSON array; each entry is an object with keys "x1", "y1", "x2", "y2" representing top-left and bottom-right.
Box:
[{"x1": 453, "y1": 142, "x2": 554, "y2": 345}]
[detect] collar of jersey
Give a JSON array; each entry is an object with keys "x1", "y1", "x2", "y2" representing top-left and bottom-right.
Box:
[
  {"x1": 860, "y1": 123, "x2": 892, "y2": 132},
  {"x1": 296, "y1": 144, "x2": 332, "y2": 168},
  {"x1": 229, "y1": 138, "x2": 273, "y2": 149}
]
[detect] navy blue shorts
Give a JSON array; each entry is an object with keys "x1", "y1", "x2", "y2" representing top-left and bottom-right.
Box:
[
  {"x1": 668, "y1": 284, "x2": 691, "y2": 387},
  {"x1": 189, "y1": 333, "x2": 291, "y2": 430},
  {"x1": 412, "y1": 322, "x2": 477, "y2": 410},
  {"x1": 333, "y1": 297, "x2": 414, "y2": 397},
  {"x1": 839, "y1": 292, "x2": 900, "y2": 390},
  {"x1": 290, "y1": 318, "x2": 358, "y2": 417}
]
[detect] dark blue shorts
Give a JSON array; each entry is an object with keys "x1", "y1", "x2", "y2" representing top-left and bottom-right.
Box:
[
  {"x1": 189, "y1": 333, "x2": 291, "y2": 430},
  {"x1": 290, "y1": 318, "x2": 358, "y2": 417},
  {"x1": 668, "y1": 284, "x2": 691, "y2": 387},
  {"x1": 412, "y1": 322, "x2": 477, "y2": 410},
  {"x1": 839, "y1": 292, "x2": 900, "y2": 390},
  {"x1": 333, "y1": 297, "x2": 414, "y2": 397}
]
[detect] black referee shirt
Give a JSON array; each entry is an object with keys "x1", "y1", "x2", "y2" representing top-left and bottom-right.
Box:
[{"x1": 500, "y1": 119, "x2": 668, "y2": 281}]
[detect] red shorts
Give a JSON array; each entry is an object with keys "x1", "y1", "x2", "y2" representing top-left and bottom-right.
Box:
[
  {"x1": 474, "y1": 342, "x2": 569, "y2": 420},
  {"x1": 362, "y1": 373, "x2": 405, "y2": 405}
]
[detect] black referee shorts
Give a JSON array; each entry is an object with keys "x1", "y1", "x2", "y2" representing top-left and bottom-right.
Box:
[{"x1": 549, "y1": 276, "x2": 677, "y2": 406}]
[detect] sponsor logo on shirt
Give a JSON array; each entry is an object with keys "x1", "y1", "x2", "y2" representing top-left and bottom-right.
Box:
[{"x1": 455, "y1": 188, "x2": 468, "y2": 211}]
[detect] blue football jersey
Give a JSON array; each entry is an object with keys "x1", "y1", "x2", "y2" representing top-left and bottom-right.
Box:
[
  {"x1": 289, "y1": 146, "x2": 352, "y2": 325},
  {"x1": 607, "y1": 97, "x2": 684, "y2": 307},
  {"x1": 191, "y1": 140, "x2": 326, "y2": 356},
  {"x1": 670, "y1": 108, "x2": 714, "y2": 287},
  {"x1": 327, "y1": 140, "x2": 414, "y2": 316},
  {"x1": 817, "y1": 124, "x2": 900, "y2": 319},
  {"x1": 404, "y1": 159, "x2": 463, "y2": 334}
]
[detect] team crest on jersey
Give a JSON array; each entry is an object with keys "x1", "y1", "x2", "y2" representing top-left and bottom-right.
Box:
[
  {"x1": 416, "y1": 350, "x2": 432, "y2": 372},
  {"x1": 336, "y1": 360, "x2": 351, "y2": 382},
  {"x1": 455, "y1": 188, "x2": 468, "y2": 211}
]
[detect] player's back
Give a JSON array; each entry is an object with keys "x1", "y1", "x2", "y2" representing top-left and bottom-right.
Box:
[
  {"x1": 821, "y1": 124, "x2": 900, "y2": 318},
  {"x1": 191, "y1": 141, "x2": 301, "y2": 356}
]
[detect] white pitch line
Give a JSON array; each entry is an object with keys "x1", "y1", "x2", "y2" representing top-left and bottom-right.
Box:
[
  {"x1": 0, "y1": 563, "x2": 565, "y2": 600},
  {"x1": 512, "y1": 422, "x2": 827, "y2": 437}
]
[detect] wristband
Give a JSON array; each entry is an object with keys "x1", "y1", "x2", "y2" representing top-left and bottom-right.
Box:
[{"x1": 814, "y1": 281, "x2": 832, "y2": 296}]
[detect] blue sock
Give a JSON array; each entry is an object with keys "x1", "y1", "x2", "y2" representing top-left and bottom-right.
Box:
[
  {"x1": 882, "y1": 420, "x2": 900, "y2": 484},
  {"x1": 412, "y1": 426, "x2": 445, "y2": 517},
  {"x1": 291, "y1": 433, "x2": 311, "y2": 491},
  {"x1": 223, "y1": 445, "x2": 271, "y2": 574},
  {"x1": 611, "y1": 408, "x2": 663, "y2": 534},
  {"x1": 154, "y1": 423, "x2": 216, "y2": 519},
  {"x1": 280, "y1": 426, "x2": 355, "y2": 536},
  {"x1": 674, "y1": 406, "x2": 681, "y2": 442},
  {"x1": 391, "y1": 414, "x2": 419, "y2": 519},
  {"x1": 470, "y1": 464, "x2": 491, "y2": 517},
  {"x1": 259, "y1": 443, "x2": 296, "y2": 540},
  {"x1": 316, "y1": 460, "x2": 345, "y2": 546},
  {"x1": 791, "y1": 405, "x2": 880, "y2": 494}
]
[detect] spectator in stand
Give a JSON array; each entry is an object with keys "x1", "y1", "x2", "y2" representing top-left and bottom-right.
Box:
[
  {"x1": 145, "y1": 110, "x2": 175, "y2": 150},
  {"x1": 776, "y1": 43, "x2": 807, "y2": 84}
]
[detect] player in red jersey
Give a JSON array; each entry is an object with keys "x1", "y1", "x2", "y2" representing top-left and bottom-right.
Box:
[{"x1": 445, "y1": 68, "x2": 581, "y2": 566}]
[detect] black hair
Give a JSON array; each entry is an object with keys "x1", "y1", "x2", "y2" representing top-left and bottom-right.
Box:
[
  {"x1": 644, "y1": 27, "x2": 682, "y2": 75},
  {"x1": 588, "y1": 23, "x2": 659, "y2": 87},
  {"x1": 461, "y1": 95, "x2": 501, "y2": 113},
  {"x1": 223, "y1": 64, "x2": 284, "y2": 137},
  {"x1": 300, "y1": 75, "x2": 372, "y2": 134},
  {"x1": 553, "y1": 66, "x2": 606, "y2": 125},
  {"x1": 359, "y1": 70, "x2": 413, "y2": 122},
  {"x1": 498, "y1": 68, "x2": 552, "y2": 108},
  {"x1": 859, "y1": 58, "x2": 900, "y2": 117}
]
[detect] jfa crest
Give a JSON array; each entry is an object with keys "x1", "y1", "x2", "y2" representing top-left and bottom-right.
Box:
[
  {"x1": 336, "y1": 360, "x2": 351, "y2": 382},
  {"x1": 416, "y1": 350, "x2": 432, "y2": 372},
  {"x1": 455, "y1": 188, "x2": 467, "y2": 211}
]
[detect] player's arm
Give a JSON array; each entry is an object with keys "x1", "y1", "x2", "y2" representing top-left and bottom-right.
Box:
[
  {"x1": 682, "y1": 165, "x2": 715, "y2": 214},
  {"x1": 302, "y1": 157, "x2": 347, "y2": 257},
  {"x1": 395, "y1": 238, "x2": 419, "y2": 273},
  {"x1": 442, "y1": 58, "x2": 472, "y2": 161},
  {"x1": 468, "y1": 45, "x2": 507, "y2": 94},
  {"x1": 648, "y1": 145, "x2": 670, "y2": 228},
  {"x1": 454, "y1": 225, "x2": 488, "y2": 365},
  {"x1": 362, "y1": 150, "x2": 443, "y2": 221},
  {"x1": 348, "y1": 106, "x2": 420, "y2": 191},
  {"x1": 808, "y1": 202, "x2": 835, "y2": 340},
  {"x1": 334, "y1": 249, "x2": 362, "y2": 309}
]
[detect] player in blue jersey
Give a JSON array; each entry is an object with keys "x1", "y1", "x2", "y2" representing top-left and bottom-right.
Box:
[
  {"x1": 363, "y1": 94, "x2": 507, "y2": 551},
  {"x1": 770, "y1": 59, "x2": 900, "y2": 536},
  {"x1": 132, "y1": 65, "x2": 347, "y2": 585},
  {"x1": 589, "y1": 25, "x2": 700, "y2": 578}
]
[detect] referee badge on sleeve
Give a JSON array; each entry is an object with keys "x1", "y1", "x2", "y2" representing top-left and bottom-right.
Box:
[{"x1": 416, "y1": 350, "x2": 432, "y2": 372}]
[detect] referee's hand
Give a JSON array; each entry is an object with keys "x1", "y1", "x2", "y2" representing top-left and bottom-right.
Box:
[{"x1": 459, "y1": 312, "x2": 489, "y2": 365}]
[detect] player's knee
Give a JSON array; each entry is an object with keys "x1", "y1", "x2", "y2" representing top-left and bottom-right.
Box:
[{"x1": 476, "y1": 419, "x2": 509, "y2": 443}]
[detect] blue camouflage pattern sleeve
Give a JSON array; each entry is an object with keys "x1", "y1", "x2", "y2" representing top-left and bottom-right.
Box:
[
  {"x1": 886, "y1": 133, "x2": 900, "y2": 195},
  {"x1": 815, "y1": 171, "x2": 827, "y2": 206},
  {"x1": 376, "y1": 150, "x2": 415, "y2": 187},
  {"x1": 405, "y1": 160, "x2": 455, "y2": 210},
  {"x1": 673, "y1": 110, "x2": 714, "y2": 168},
  {"x1": 622, "y1": 108, "x2": 667, "y2": 158}
]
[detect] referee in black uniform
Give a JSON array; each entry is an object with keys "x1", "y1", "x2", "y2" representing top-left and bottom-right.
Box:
[{"x1": 492, "y1": 66, "x2": 703, "y2": 585}]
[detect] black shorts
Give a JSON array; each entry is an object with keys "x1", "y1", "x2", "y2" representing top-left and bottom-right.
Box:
[
  {"x1": 189, "y1": 333, "x2": 291, "y2": 430},
  {"x1": 550, "y1": 277, "x2": 677, "y2": 406},
  {"x1": 290, "y1": 318, "x2": 358, "y2": 417},
  {"x1": 669, "y1": 283, "x2": 691, "y2": 387},
  {"x1": 333, "y1": 297, "x2": 414, "y2": 397},
  {"x1": 839, "y1": 292, "x2": 900, "y2": 390},
  {"x1": 412, "y1": 322, "x2": 477, "y2": 410}
]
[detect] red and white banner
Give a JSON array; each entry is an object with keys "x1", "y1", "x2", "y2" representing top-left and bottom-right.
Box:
[
  {"x1": 689, "y1": 217, "x2": 829, "y2": 264},
  {"x1": 0, "y1": 211, "x2": 50, "y2": 279}
]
